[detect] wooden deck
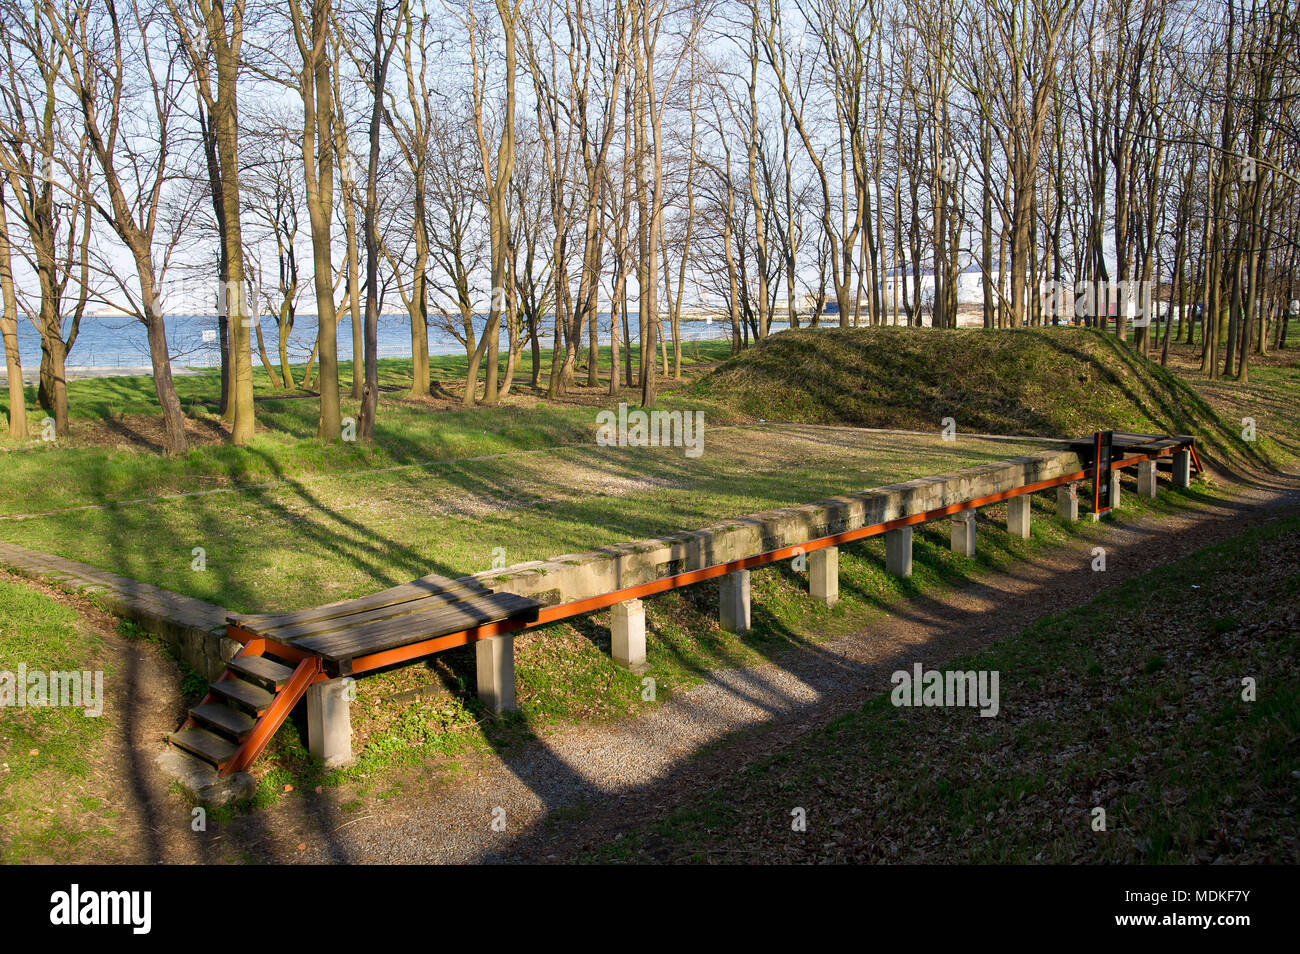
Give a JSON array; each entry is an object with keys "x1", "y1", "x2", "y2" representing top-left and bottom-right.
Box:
[
  {"x1": 228, "y1": 573, "x2": 541, "y2": 667},
  {"x1": 175, "y1": 429, "x2": 1201, "y2": 778},
  {"x1": 1069, "y1": 432, "x2": 1197, "y2": 459}
]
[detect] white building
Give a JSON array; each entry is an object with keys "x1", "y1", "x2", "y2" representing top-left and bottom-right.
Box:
[{"x1": 878, "y1": 265, "x2": 999, "y2": 307}]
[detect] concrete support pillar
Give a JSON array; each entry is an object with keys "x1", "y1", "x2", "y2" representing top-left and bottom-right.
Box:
[
  {"x1": 307, "y1": 678, "x2": 353, "y2": 768},
  {"x1": 610, "y1": 598, "x2": 646, "y2": 669},
  {"x1": 1007, "y1": 495, "x2": 1031, "y2": 539},
  {"x1": 1056, "y1": 482, "x2": 1079, "y2": 522},
  {"x1": 1172, "y1": 450, "x2": 1192, "y2": 489},
  {"x1": 476, "y1": 634, "x2": 517, "y2": 716},
  {"x1": 950, "y1": 511, "x2": 976, "y2": 557},
  {"x1": 808, "y1": 546, "x2": 839, "y2": 607},
  {"x1": 719, "y1": 569, "x2": 751, "y2": 634},
  {"x1": 1137, "y1": 459, "x2": 1158, "y2": 499},
  {"x1": 885, "y1": 527, "x2": 913, "y2": 578}
]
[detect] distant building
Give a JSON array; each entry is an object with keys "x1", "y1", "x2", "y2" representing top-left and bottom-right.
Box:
[{"x1": 878, "y1": 265, "x2": 999, "y2": 306}]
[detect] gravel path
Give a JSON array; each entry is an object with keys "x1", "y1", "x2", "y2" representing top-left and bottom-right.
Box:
[{"x1": 240, "y1": 468, "x2": 1298, "y2": 865}]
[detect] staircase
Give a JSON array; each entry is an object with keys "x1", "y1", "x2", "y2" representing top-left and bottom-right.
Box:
[{"x1": 169, "y1": 641, "x2": 323, "y2": 776}]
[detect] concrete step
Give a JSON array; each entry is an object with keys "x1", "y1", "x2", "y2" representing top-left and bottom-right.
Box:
[{"x1": 155, "y1": 748, "x2": 255, "y2": 806}]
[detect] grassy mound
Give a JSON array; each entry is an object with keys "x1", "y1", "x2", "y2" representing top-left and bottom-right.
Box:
[{"x1": 693, "y1": 327, "x2": 1258, "y2": 466}]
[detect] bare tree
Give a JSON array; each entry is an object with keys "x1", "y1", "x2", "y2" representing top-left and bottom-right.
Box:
[
  {"x1": 166, "y1": 0, "x2": 255, "y2": 442},
  {"x1": 0, "y1": 3, "x2": 93, "y2": 437},
  {"x1": 0, "y1": 179, "x2": 26, "y2": 437},
  {"x1": 288, "y1": 0, "x2": 344, "y2": 438},
  {"x1": 45, "y1": 0, "x2": 196, "y2": 455}
]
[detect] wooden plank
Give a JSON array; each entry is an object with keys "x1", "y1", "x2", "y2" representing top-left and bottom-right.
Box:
[
  {"x1": 232, "y1": 578, "x2": 480, "y2": 633},
  {"x1": 1109, "y1": 432, "x2": 1164, "y2": 444},
  {"x1": 190, "y1": 702, "x2": 257, "y2": 740},
  {"x1": 211, "y1": 678, "x2": 275, "y2": 713},
  {"x1": 296, "y1": 593, "x2": 540, "y2": 660},
  {"x1": 295, "y1": 592, "x2": 541, "y2": 660},
  {"x1": 228, "y1": 655, "x2": 295, "y2": 689},
  {"x1": 169, "y1": 726, "x2": 238, "y2": 768},
  {"x1": 230, "y1": 573, "x2": 490, "y2": 635},
  {"x1": 256, "y1": 588, "x2": 482, "y2": 643}
]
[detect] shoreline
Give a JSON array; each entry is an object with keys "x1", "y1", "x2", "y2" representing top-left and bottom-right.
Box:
[
  {"x1": 0, "y1": 366, "x2": 206, "y2": 385},
  {"x1": 5, "y1": 313, "x2": 1012, "y2": 382}
]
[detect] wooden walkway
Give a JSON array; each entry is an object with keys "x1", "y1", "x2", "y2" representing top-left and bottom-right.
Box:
[
  {"x1": 1069, "y1": 431, "x2": 1201, "y2": 460},
  {"x1": 159, "y1": 429, "x2": 1199, "y2": 782},
  {"x1": 229, "y1": 574, "x2": 541, "y2": 670},
  {"x1": 165, "y1": 576, "x2": 540, "y2": 777}
]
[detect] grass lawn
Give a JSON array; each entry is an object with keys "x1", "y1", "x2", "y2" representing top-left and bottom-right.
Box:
[
  {"x1": 584, "y1": 511, "x2": 1300, "y2": 864},
  {"x1": 0, "y1": 426, "x2": 1049, "y2": 613},
  {"x1": 695, "y1": 327, "x2": 1272, "y2": 468},
  {"x1": 0, "y1": 343, "x2": 733, "y2": 518},
  {"x1": 0, "y1": 580, "x2": 113, "y2": 862}
]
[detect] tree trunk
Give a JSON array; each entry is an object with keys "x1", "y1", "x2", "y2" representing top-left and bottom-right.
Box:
[{"x1": 0, "y1": 192, "x2": 26, "y2": 438}]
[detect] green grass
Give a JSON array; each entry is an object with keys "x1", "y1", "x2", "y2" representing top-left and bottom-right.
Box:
[
  {"x1": 0, "y1": 581, "x2": 111, "y2": 863},
  {"x1": 0, "y1": 343, "x2": 735, "y2": 517},
  {"x1": 12, "y1": 342, "x2": 725, "y2": 420},
  {"x1": 582, "y1": 510, "x2": 1300, "y2": 864},
  {"x1": 0, "y1": 428, "x2": 1048, "y2": 613},
  {"x1": 1190, "y1": 358, "x2": 1300, "y2": 470}
]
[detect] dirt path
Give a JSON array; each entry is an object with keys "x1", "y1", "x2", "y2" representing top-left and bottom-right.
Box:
[{"x1": 170, "y1": 466, "x2": 1291, "y2": 865}]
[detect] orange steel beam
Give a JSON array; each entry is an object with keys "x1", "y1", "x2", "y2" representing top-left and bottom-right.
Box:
[
  {"x1": 343, "y1": 437, "x2": 1195, "y2": 675},
  {"x1": 1111, "y1": 449, "x2": 1165, "y2": 468},
  {"x1": 221, "y1": 656, "x2": 326, "y2": 777},
  {"x1": 346, "y1": 616, "x2": 532, "y2": 675},
  {"x1": 1091, "y1": 432, "x2": 1107, "y2": 515},
  {"x1": 225, "y1": 624, "x2": 317, "y2": 663}
]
